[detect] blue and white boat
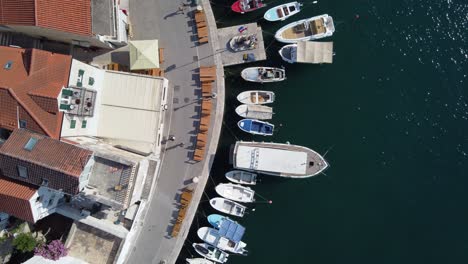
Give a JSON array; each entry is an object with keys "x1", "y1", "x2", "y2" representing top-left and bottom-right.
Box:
[
  {"x1": 208, "y1": 214, "x2": 227, "y2": 228},
  {"x1": 238, "y1": 119, "x2": 274, "y2": 136},
  {"x1": 263, "y1": 2, "x2": 302, "y2": 22},
  {"x1": 197, "y1": 219, "x2": 248, "y2": 255}
]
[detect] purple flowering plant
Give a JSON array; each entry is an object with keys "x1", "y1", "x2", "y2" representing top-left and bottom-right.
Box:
[{"x1": 34, "y1": 240, "x2": 68, "y2": 260}]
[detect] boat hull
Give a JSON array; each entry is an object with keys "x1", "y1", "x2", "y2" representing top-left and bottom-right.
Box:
[
  {"x1": 279, "y1": 44, "x2": 296, "y2": 63},
  {"x1": 192, "y1": 243, "x2": 229, "y2": 263},
  {"x1": 207, "y1": 214, "x2": 226, "y2": 228},
  {"x1": 237, "y1": 90, "x2": 275, "y2": 105},
  {"x1": 275, "y1": 14, "x2": 335, "y2": 43},
  {"x1": 215, "y1": 183, "x2": 255, "y2": 203},
  {"x1": 197, "y1": 227, "x2": 248, "y2": 255},
  {"x1": 232, "y1": 141, "x2": 329, "y2": 178},
  {"x1": 209, "y1": 197, "x2": 246, "y2": 217},
  {"x1": 225, "y1": 170, "x2": 257, "y2": 185},
  {"x1": 240, "y1": 67, "x2": 286, "y2": 83},
  {"x1": 238, "y1": 119, "x2": 274, "y2": 136},
  {"x1": 231, "y1": 0, "x2": 265, "y2": 13},
  {"x1": 263, "y1": 2, "x2": 302, "y2": 22}
]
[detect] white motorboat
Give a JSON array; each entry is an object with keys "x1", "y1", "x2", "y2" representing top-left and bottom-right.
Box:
[
  {"x1": 186, "y1": 258, "x2": 215, "y2": 264},
  {"x1": 192, "y1": 243, "x2": 229, "y2": 263},
  {"x1": 197, "y1": 223, "x2": 248, "y2": 255},
  {"x1": 241, "y1": 67, "x2": 286, "y2": 83},
  {"x1": 225, "y1": 170, "x2": 257, "y2": 185},
  {"x1": 263, "y1": 1, "x2": 302, "y2": 22},
  {"x1": 231, "y1": 141, "x2": 329, "y2": 178},
  {"x1": 279, "y1": 41, "x2": 333, "y2": 64},
  {"x1": 229, "y1": 34, "x2": 258, "y2": 52},
  {"x1": 209, "y1": 197, "x2": 246, "y2": 217},
  {"x1": 235, "y1": 104, "x2": 273, "y2": 120},
  {"x1": 275, "y1": 14, "x2": 335, "y2": 43},
  {"x1": 215, "y1": 183, "x2": 255, "y2": 203},
  {"x1": 237, "y1": 90, "x2": 275, "y2": 105}
]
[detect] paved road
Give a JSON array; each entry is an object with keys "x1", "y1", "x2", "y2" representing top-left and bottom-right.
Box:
[{"x1": 128, "y1": 1, "x2": 216, "y2": 263}]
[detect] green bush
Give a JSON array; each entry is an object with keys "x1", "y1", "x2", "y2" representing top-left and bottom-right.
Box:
[{"x1": 12, "y1": 233, "x2": 37, "y2": 253}]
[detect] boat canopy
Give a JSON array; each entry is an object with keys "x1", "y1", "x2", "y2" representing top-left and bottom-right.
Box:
[
  {"x1": 218, "y1": 219, "x2": 245, "y2": 243},
  {"x1": 296, "y1": 41, "x2": 333, "y2": 63}
]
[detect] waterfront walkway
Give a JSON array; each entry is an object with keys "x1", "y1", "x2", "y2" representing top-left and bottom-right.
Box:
[{"x1": 126, "y1": 0, "x2": 224, "y2": 263}]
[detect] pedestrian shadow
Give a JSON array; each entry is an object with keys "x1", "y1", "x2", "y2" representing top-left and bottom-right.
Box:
[
  {"x1": 165, "y1": 64, "x2": 176, "y2": 72},
  {"x1": 164, "y1": 11, "x2": 181, "y2": 20}
]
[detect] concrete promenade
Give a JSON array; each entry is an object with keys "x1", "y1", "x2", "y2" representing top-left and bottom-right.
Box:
[{"x1": 126, "y1": 0, "x2": 224, "y2": 263}]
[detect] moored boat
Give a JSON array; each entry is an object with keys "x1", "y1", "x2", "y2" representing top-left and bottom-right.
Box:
[
  {"x1": 192, "y1": 243, "x2": 229, "y2": 263},
  {"x1": 279, "y1": 41, "x2": 333, "y2": 64},
  {"x1": 229, "y1": 34, "x2": 258, "y2": 52},
  {"x1": 275, "y1": 14, "x2": 335, "y2": 43},
  {"x1": 225, "y1": 170, "x2": 257, "y2": 185},
  {"x1": 197, "y1": 220, "x2": 248, "y2": 255},
  {"x1": 237, "y1": 90, "x2": 275, "y2": 105},
  {"x1": 231, "y1": 0, "x2": 266, "y2": 14},
  {"x1": 238, "y1": 119, "x2": 274, "y2": 136},
  {"x1": 209, "y1": 197, "x2": 246, "y2": 217},
  {"x1": 241, "y1": 67, "x2": 286, "y2": 83},
  {"x1": 207, "y1": 214, "x2": 227, "y2": 228},
  {"x1": 186, "y1": 258, "x2": 215, "y2": 264},
  {"x1": 264, "y1": 1, "x2": 302, "y2": 22},
  {"x1": 215, "y1": 183, "x2": 255, "y2": 203},
  {"x1": 235, "y1": 104, "x2": 273, "y2": 120},
  {"x1": 231, "y1": 141, "x2": 329, "y2": 178}
]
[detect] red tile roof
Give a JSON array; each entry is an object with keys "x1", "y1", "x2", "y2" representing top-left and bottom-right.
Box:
[
  {"x1": 1, "y1": 129, "x2": 93, "y2": 178},
  {"x1": 0, "y1": 46, "x2": 71, "y2": 138},
  {"x1": 0, "y1": 0, "x2": 92, "y2": 36},
  {"x1": 0, "y1": 177, "x2": 37, "y2": 223}
]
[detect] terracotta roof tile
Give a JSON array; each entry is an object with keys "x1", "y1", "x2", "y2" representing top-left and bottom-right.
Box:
[
  {"x1": 0, "y1": 0, "x2": 92, "y2": 36},
  {"x1": 0, "y1": 129, "x2": 93, "y2": 177},
  {"x1": 0, "y1": 177, "x2": 36, "y2": 223},
  {"x1": 0, "y1": 46, "x2": 71, "y2": 138}
]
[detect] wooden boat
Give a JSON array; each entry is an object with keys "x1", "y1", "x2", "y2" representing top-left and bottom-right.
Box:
[
  {"x1": 241, "y1": 67, "x2": 286, "y2": 83},
  {"x1": 279, "y1": 41, "x2": 333, "y2": 64},
  {"x1": 264, "y1": 2, "x2": 302, "y2": 22},
  {"x1": 237, "y1": 90, "x2": 275, "y2": 105},
  {"x1": 197, "y1": 221, "x2": 248, "y2": 255},
  {"x1": 275, "y1": 14, "x2": 335, "y2": 43},
  {"x1": 186, "y1": 258, "x2": 215, "y2": 264},
  {"x1": 192, "y1": 243, "x2": 229, "y2": 263},
  {"x1": 209, "y1": 197, "x2": 246, "y2": 217},
  {"x1": 235, "y1": 104, "x2": 273, "y2": 120},
  {"x1": 229, "y1": 34, "x2": 257, "y2": 52},
  {"x1": 215, "y1": 183, "x2": 255, "y2": 203},
  {"x1": 225, "y1": 170, "x2": 257, "y2": 185},
  {"x1": 238, "y1": 119, "x2": 274, "y2": 136},
  {"x1": 231, "y1": 0, "x2": 266, "y2": 14}
]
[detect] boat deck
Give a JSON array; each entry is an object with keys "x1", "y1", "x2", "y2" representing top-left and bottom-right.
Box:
[
  {"x1": 233, "y1": 142, "x2": 328, "y2": 178},
  {"x1": 281, "y1": 18, "x2": 325, "y2": 40},
  {"x1": 217, "y1": 23, "x2": 266, "y2": 66}
]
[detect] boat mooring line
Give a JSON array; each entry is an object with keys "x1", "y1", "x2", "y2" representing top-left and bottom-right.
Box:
[{"x1": 222, "y1": 120, "x2": 240, "y2": 141}]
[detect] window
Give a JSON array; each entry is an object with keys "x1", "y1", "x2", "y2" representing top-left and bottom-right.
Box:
[
  {"x1": 19, "y1": 119, "x2": 27, "y2": 128},
  {"x1": 88, "y1": 77, "x2": 95, "y2": 86},
  {"x1": 17, "y1": 165, "x2": 28, "y2": 178},
  {"x1": 3, "y1": 61, "x2": 13, "y2": 70},
  {"x1": 24, "y1": 137, "x2": 38, "y2": 151},
  {"x1": 77, "y1": 69, "x2": 84, "y2": 87},
  {"x1": 41, "y1": 178, "x2": 49, "y2": 186},
  {"x1": 81, "y1": 120, "x2": 87, "y2": 128},
  {"x1": 70, "y1": 120, "x2": 76, "y2": 129}
]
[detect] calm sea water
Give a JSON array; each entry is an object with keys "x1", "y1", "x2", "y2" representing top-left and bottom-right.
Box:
[{"x1": 181, "y1": 0, "x2": 468, "y2": 263}]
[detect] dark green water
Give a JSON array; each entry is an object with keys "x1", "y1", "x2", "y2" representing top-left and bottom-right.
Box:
[{"x1": 183, "y1": 0, "x2": 467, "y2": 263}]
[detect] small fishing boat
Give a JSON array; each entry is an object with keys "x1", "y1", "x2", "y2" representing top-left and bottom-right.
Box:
[
  {"x1": 279, "y1": 41, "x2": 333, "y2": 64},
  {"x1": 229, "y1": 34, "x2": 258, "y2": 52},
  {"x1": 275, "y1": 14, "x2": 335, "y2": 43},
  {"x1": 237, "y1": 90, "x2": 275, "y2": 105},
  {"x1": 235, "y1": 104, "x2": 273, "y2": 120},
  {"x1": 225, "y1": 170, "x2": 257, "y2": 185},
  {"x1": 207, "y1": 214, "x2": 227, "y2": 228},
  {"x1": 264, "y1": 2, "x2": 302, "y2": 22},
  {"x1": 241, "y1": 67, "x2": 286, "y2": 83},
  {"x1": 192, "y1": 243, "x2": 229, "y2": 263},
  {"x1": 186, "y1": 258, "x2": 215, "y2": 264},
  {"x1": 210, "y1": 197, "x2": 246, "y2": 217},
  {"x1": 231, "y1": 0, "x2": 266, "y2": 14},
  {"x1": 197, "y1": 220, "x2": 248, "y2": 255},
  {"x1": 215, "y1": 183, "x2": 255, "y2": 203},
  {"x1": 238, "y1": 119, "x2": 274, "y2": 136}
]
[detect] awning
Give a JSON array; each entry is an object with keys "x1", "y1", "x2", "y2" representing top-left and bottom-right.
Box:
[
  {"x1": 218, "y1": 219, "x2": 245, "y2": 243},
  {"x1": 129, "y1": 40, "x2": 160, "y2": 70},
  {"x1": 297, "y1": 41, "x2": 333, "y2": 64}
]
